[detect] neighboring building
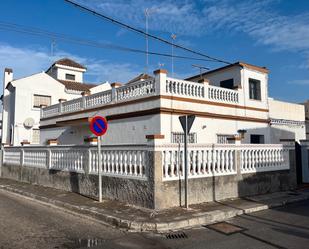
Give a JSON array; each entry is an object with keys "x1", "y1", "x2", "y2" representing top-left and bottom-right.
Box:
[
  {"x1": 303, "y1": 100, "x2": 309, "y2": 140},
  {"x1": 1, "y1": 58, "x2": 110, "y2": 146},
  {"x1": 38, "y1": 61, "x2": 306, "y2": 146}
]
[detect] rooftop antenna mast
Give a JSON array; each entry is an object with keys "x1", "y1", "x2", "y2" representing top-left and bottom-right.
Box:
[
  {"x1": 171, "y1": 34, "x2": 176, "y2": 77},
  {"x1": 192, "y1": 64, "x2": 210, "y2": 80},
  {"x1": 51, "y1": 39, "x2": 56, "y2": 57},
  {"x1": 144, "y1": 8, "x2": 156, "y2": 74}
]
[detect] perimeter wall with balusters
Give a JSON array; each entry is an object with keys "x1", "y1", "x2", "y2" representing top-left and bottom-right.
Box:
[{"x1": 0, "y1": 142, "x2": 297, "y2": 209}]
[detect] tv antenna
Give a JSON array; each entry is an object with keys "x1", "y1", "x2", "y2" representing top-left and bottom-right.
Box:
[
  {"x1": 144, "y1": 8, "x2": 156, "y2": 73},
  {"x1": 51, "y1": 39, "x2": 56, "y2": 57},
  {"x1": 171, "y1": 33, "x2": 176, "y2": 77}
]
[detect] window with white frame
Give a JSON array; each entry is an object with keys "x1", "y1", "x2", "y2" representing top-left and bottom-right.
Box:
[
  {"x1": 33, "y1": 94, "x2": 51, "y2": 108},
  {"x1": 32, "y1": 129, "x2": 40, "y2": 144}
]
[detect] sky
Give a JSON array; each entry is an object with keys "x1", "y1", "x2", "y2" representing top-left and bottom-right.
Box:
[{"x1": 0, "y1": 0, "x2": 309, "y2": 103}]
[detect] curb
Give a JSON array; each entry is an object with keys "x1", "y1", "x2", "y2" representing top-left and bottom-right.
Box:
[{"x1": 0, "y1": 185, "x2": 308, "y2": 233}]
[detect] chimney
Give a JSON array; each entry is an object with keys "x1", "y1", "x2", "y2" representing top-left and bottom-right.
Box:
[{"x1": 3, "y1": 68, "x2": 13, "y2": 91}]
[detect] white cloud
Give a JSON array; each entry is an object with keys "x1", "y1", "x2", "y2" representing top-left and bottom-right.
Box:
[
  {"x1": 0, "y1": 43, "x2": 140, "y2": 89},
  {"x1": 77, "y1": 0, "x2": 309, "y2": 53},
  {"x1": 288, "y1": 79, "x2": 309, "y2": 85},
  {"x1": 78, "y1": 0, "x2": 203, "y2": 36}
]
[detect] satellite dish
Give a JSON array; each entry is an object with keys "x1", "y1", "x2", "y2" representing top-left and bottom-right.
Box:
[{"x1": 24, "y1": 117, "x2": 35, "y2": 128}]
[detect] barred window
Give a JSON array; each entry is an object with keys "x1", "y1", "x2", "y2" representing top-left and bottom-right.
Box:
[
  {"x1": 217, "y1": 134, "x2": 234, "y2": 144},
  {"x1": 32, "y1": 129, "x2": 40, "y2": 144},
  {"x1": 171, "y1": 132, "x2": 197, "y2": 143},
  {"x1": 33, "y1": 94, "x2": 51, "y2": 108}
]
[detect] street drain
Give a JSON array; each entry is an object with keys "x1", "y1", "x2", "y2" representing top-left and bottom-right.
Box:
[
  {"x1": 288, "y1": 192, "x2": 300, "y2": 196},
  {"x1": 205, "y1": 222, "x2": 245, "y2": 235},
  {"x1": 165, "y1": 231, "x2": 188, "y2": 239}
]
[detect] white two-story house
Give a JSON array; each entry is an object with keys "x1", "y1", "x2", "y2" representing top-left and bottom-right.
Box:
[
  {"x1": 38, "y1": 61, "x2": 306, "y2": 146},
  {"x1": 1, "y1": 58, "x2": 110, "y2": 146}
]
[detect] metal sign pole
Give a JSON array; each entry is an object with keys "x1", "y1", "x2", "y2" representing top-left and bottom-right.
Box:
[
  {"x1": 184, "y1": 115, "x2": 188, "y2": 209},
  {"x1": 98, "y1": 135, "x2": 102, "y2": 202}
]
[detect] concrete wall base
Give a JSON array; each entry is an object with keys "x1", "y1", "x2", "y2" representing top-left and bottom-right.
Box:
[{"x1": 1, "y1": 164, "x2": 154, "y2": 209}]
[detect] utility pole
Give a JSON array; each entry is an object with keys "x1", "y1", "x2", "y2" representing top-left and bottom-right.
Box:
[{"x1": 171, "y1": 34, "x2": 176, "y2": 77}]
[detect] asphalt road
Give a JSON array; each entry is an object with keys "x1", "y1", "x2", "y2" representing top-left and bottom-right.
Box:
[{"x1": 0, "y1": 189, "x2": 309, "y2": 249}]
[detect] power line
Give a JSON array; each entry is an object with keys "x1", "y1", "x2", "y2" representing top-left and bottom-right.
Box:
[
  {"x1": 64, "y1": 0, "x2": 232, "y2": 65},
  {"x1": 0, "y1": 21, "x2": 220, "y2": 63}
]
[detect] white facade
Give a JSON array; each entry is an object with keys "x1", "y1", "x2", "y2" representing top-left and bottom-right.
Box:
[
  {"x1": 269, "y1": 99, "x2": 306, "y2": 142},
  {"x1": 1, "y1": 58, "x2": 109, "y2": 146},
  {"x1": 39, "y1": 63, "x2": 306, "y2": 146},
  {"x1": 46, "y1": 62, "x2": 86, "y2": 82}
]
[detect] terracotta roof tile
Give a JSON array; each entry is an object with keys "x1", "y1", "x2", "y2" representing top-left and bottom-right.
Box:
[
  {"x1": 58, "y1": 80, "x2": 96, "y2": 92},
  {"x1": 54, "y1": 58, "x2": 86, "y2": 69},
  {"x1": 127, "y1": 73, "x2": 153, "y2": 84}
]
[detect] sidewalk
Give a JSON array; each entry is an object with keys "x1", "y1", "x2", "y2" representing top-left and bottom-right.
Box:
[{"x1": 0, "y1": 178, "x2": 309, "y2": 232}]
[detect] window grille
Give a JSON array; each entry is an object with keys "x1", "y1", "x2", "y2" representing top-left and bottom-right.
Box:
[
  {"x1": 171, "y1": 132, "x2": 197, "y2": 143},
  {"x1": 32, "y1": 129, "x2": 40, "y2": 144},
  {"x1": 33, "y1": 94, "x2": 51, "y2": 108},
  {"x1": 217, "y1": 134, "x2": 234, "y2": 144}
]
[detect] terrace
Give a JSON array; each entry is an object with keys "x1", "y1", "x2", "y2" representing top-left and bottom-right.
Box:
[{"x1": 41, "y1": 71, "x2": 242, "y2": 120}]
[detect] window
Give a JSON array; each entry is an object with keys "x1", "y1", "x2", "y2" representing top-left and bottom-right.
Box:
[
  {"x1": 171, "y1": 132, "x2": 197, "y2": 143},
  {"x1": 33, "y1": 94, "x2": 51, "y2": 108},
  {"x1": 249, "y1": 78, "x2": 261, "y2": 100},
  {"x1": 220, "y1": 79, "x2": 234, "y2": 89},
  {"x1": 250, "y1": 134, "x2": 264, "y2": 144},
  {"x1": 217, "y1": 134, "x2": 234, "y2": 144},
  {"x1": 32, "y1": 129, "x2": 40, "y2": 144},
  {"x1": 65, "y1": 73, "x2": 75, "y2": 81}
]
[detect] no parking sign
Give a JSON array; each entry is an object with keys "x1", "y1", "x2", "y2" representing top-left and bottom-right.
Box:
[
  {"x1": 89, "y1": 116, "x2": 108, "y2": 203},
  {"x1": 89, "y1": 116, "x2": 108, "y2": 137}
]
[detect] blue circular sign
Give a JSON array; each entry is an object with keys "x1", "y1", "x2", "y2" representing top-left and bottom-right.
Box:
[{"x1": 89, "y1": 116, "x2": 108, "y2": 136}]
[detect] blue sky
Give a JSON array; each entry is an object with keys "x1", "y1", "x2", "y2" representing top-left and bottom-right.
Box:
[{"x1": 0, "y1": 0, "x2": 309, "y2": 103}]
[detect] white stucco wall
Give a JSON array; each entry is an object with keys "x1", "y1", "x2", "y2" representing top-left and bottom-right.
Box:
[
  {"x1": 40, "y1": 114, "x2": 161, "y2": 145},
  {"x1": 90, "y1": 82, "x2": 111, "y2": 94},
  {"x1": 160, "y1": 113, "x2": 270, "y2": 144},
  {"x1": 56, "y1": 67, "x2": 84, "y2": 82},
  {"x1": 204, "y1": 67, "x2": 242, "y2": 87},
  {"x1": 268, "y1": 99, "x2": 306, "y2": 142},
  {"x1": 269, "y1": 99, "x2": 305, "y2": 121}
]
